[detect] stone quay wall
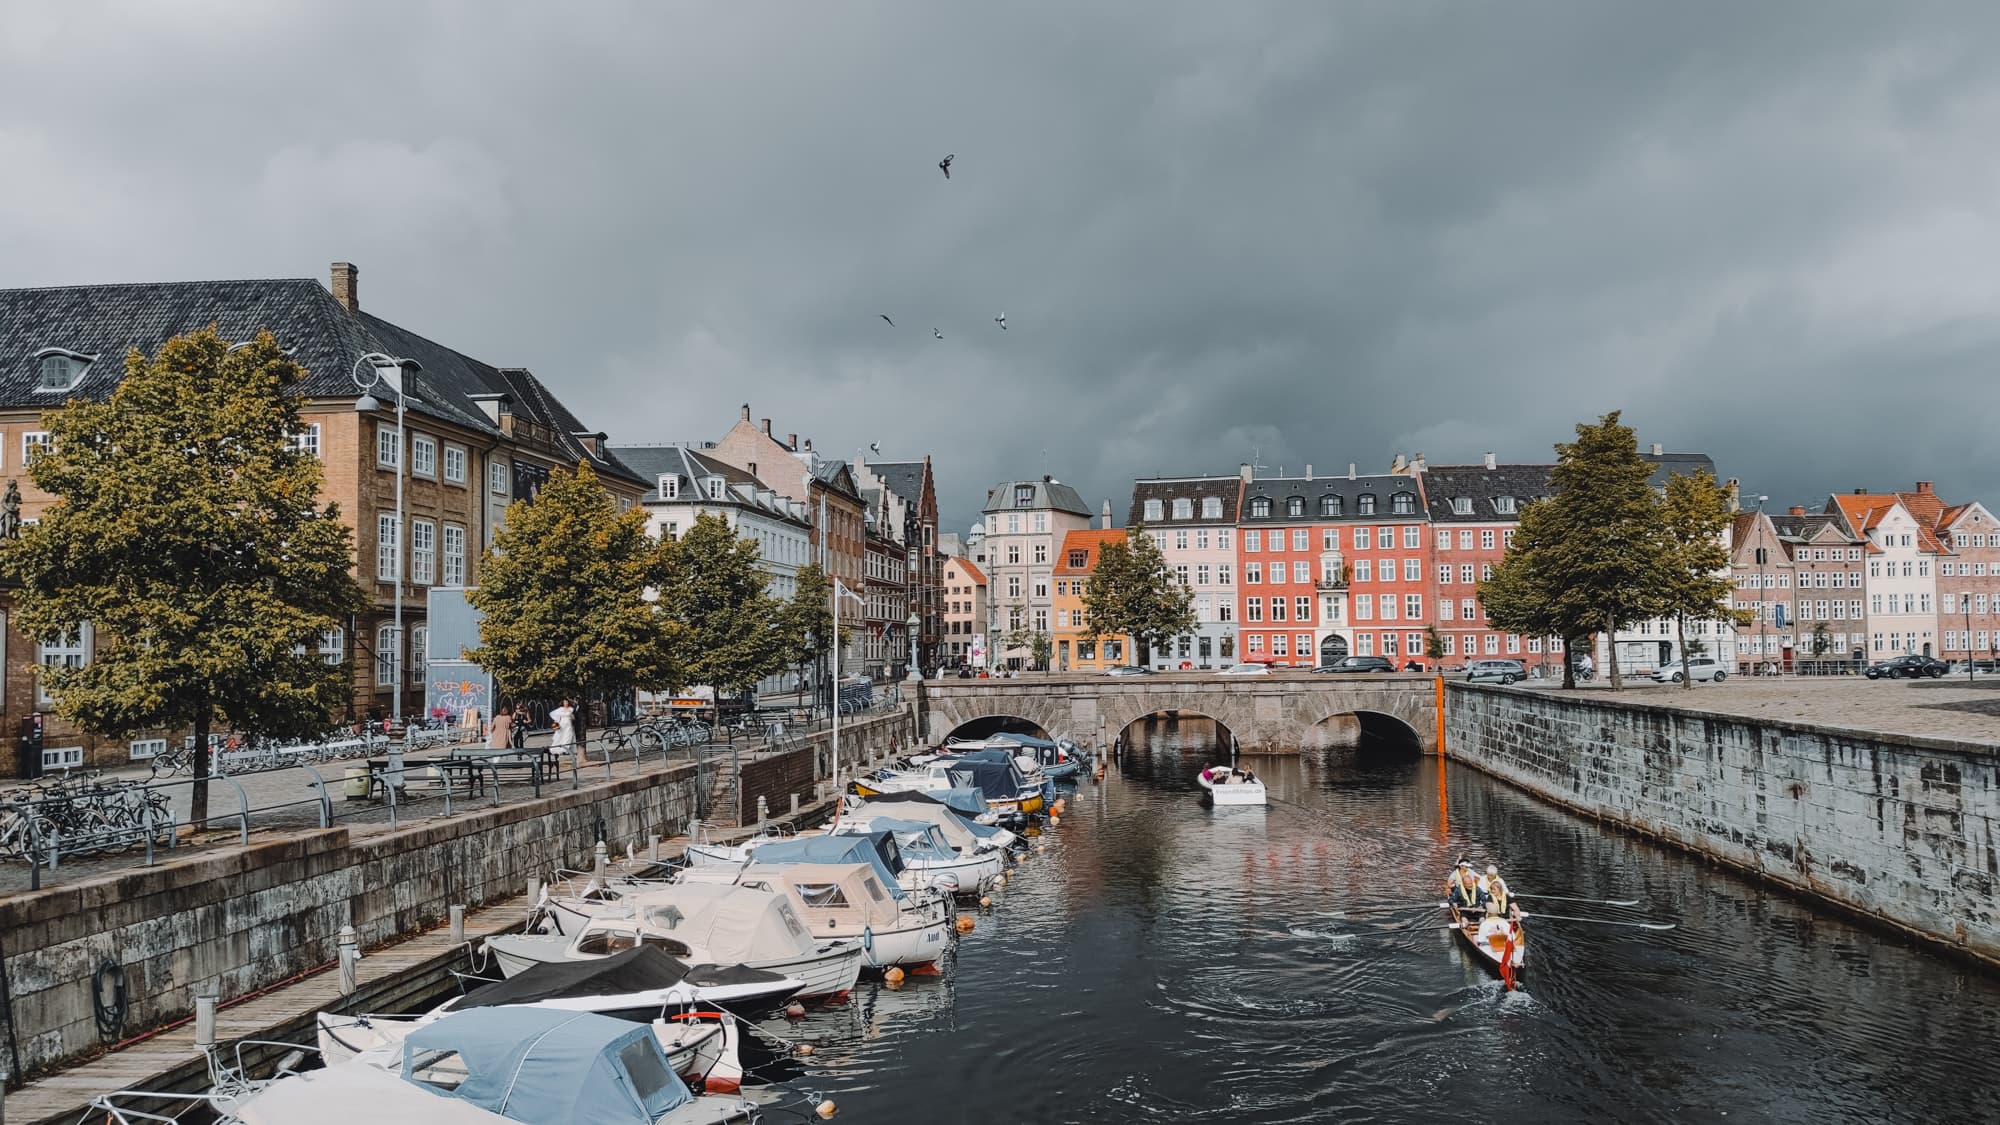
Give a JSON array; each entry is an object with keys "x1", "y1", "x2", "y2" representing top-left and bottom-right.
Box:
[
  {"x1": 734, "y1": 705, "x2": 917, "y2": 822},
  {"x1": 0, "y1": 763, "x2": 700, "y2": 1077},
  {"x1": 1443, "y1": 683, "x2": 1999, "y2": 966}
]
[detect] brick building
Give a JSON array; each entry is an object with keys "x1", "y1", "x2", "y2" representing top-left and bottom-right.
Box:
[
  {"x1": 854, "y1": 457, "x2": 944, "y2": 676},
  {"x1": 0, "y1": 263, "x2": 646, "y2": 771},
  {"x1": 1770, "y1": 505, "x2": 1869, "y2": 670},
  {"x1": 1416, "y1": 457, "x2": 1560, "y2": 671},
  {"x1": 941, "y1": 557, "x2": 987, "y2": 668},
  {"x1": 1896, "y1": 482, "x2": 2000, "y2": 667}
]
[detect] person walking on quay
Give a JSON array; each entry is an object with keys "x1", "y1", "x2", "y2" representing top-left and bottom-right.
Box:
[
  {"x1": 488, "y1": 702, "x2": 514, "y2": 751},
  {"x1": 550, "y1": 697, "x2": 577, "y2": 756}
]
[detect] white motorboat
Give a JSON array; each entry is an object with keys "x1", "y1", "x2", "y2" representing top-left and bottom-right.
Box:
[
  {"x1": 740, "y1": 860, "x2": 953, "y2": 969},
  {"x1": 1197, "y1": 764, "x2": 1267, "y2": 806},
  {"x1": 839, "y1": 792, "x2": 1020, "y2": 852},
  {"x1": 315, "y1": 1008, "x2": 743, "y2": 1094},
  {"x1": 212, "y1": 1008, "x2": 757, "y2": 1124},
  {"x1": 838, "y1": 819, "x2": 1001, "y2": 895},
  {"x1": 488, "y1": 884, "x2": 866, "y2": 999}
]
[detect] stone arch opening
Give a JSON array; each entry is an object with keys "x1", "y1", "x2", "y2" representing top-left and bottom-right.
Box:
[
  {"x1": 942, "y1": 714, "x2": 1052, "y2": 742},
  {"x1": 1307, "y1": 709, "x2": 1425, "y2": 756},
  {"x1": 1114, "y1": 709, "x2": 1237, "y2": 756}
]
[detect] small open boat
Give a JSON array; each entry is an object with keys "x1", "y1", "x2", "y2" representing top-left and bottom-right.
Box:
[
  {"x1": 1447, "y1": 902, "x2": 1525, "y2": 987},
  {"x1": 1196, "y1": 765, "x2": 1266, "y2": 806}
]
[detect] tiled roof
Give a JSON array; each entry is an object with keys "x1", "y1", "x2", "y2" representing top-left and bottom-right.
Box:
[
  {"x1": 1772, "y1": 512, "x2": 1858, "y2": 544},
  {"x1": 1643, "y1": 452, "x2": 1718, "y2": 488},
  {"x1": 1239, "y1": 472, "x2": 1425, "y2": 524},
  {"x1": 869, "y1": 460, "x2": 928, "y2": 507},
  {"x1": 1829, "y1": 493, "x2": 1899, "y2": 553},
  {"x1": 0, "y1": 276, "x2": 645, "y2": 487},
  {"x1": 1892, "y1": 486, "x2": 1956, "y2": 554},
  {"x1": 983, "y1": 478, "x2": 1092, "y2": 517},
  {"x1": 950, "y1": 557, "x2": 987, "y2": 585},
  {"x1": 1127, "y1": 475, "x2": 1242, "y2": 526},
  {"x1": 610, "y1": 444, "x2": 803, "y2": 525},
  {"x1": 1419, "y1": 464, "x2": 1553, "y2": 523},
  {"x1": 813, "y1": 458, "x2": 863, "y2": 502},
  {"x1": 1053, "y1": 529, "x2": 1126, "y2": 575}
]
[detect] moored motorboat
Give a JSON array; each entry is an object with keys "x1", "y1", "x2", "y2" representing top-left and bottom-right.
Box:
[{"x1": 1196, "y1": 765, "x2": 1267, "y2": 806}]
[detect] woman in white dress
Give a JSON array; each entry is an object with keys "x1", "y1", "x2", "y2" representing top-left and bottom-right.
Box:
[{"x1": 549, "y1": 698, "x2": 577, "y2": 756}]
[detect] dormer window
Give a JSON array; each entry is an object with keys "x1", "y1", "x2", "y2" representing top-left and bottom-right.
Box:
[
  {"x1": 1320, "y1": 495, "x2": 1342, "y2": 517},
  {"x1": 1494, "y1": 496, "x2": 1517, "y2": 515},
  {"x1": 1452, "y1": 497, "x2": 1473, "y2": 515},
  {"x1": 1015, "y1": 484, "x2": 1035, "y2": 508},
  {"x1": 34, "y1": 349, "x2": 96, "y2": 393},
  {"x1": 1248, "y1": 497, "x2": 1272, "y2": 519},
  {"x1": 1202, "y1": 496, "x2": 1222, "y2": 519},
  {"x1": 1286, "y1": 496, "x2": 1305, "y2": 518},
  {"x1": 706, "y1": 477, "x2": 724, "y2": 500},
  {"x1": 1390, "y1": 492, "x2": 1417, "y2": 515},
  {"x1": 1171, "y1": 497, "x2": 1193, "y2": 520},
  {"x1": 659, "y1": 475, "x2": 679, "y2": 499},
  {"x1": 1143, "y1": 498, "x2": 1164, "y2": 522}
]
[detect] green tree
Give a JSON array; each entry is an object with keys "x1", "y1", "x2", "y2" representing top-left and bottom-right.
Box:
[
  {"x1": 1482, "y1": 412, "x2": 1669, "y2": 689},
  {"x1": 1081, "y1": 527, "x2": 1197, "y2": 666},
  {"x1": 467, "y1": 462, "x2": 673, "y2": 752},
  {"x1": 780, "y1": 563, "x2": 852, "y2": 698},
  {"x1": 658, "y1": 512, "x2": 788, "y2": 705},
  {"x1": 1659, "y1": 471, "x2": 1750, "y2": 690},
  {"x1": 0, "y1": 327, "x2": 365, "y2": 824},
  {"x1": 1030, "y1": 632, "x2": 1052, "y2": 672},
  {"x1": 1810, "y1": 621, "x2": 1833, "y2": 657},
  {"x1": 1424, "y1": 626, "x2": 1445, "y2": 662}
]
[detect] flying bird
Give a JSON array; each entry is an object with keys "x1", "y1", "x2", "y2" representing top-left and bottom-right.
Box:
[
  {"x1": 869, "y1": 442, "x2": 881, "y2": 455},
  {"x1": 939, "y1": 154, "x2": 954, "y2": 179},
  {"x1": 879, "y1": 314, "x2": 895, "y2": 327},
  {"x1": 995, "y1": 312, "x2": 1007, "y2": 330},
  {"x1": 933, "y1": 328, "x2": 943, "y2": 340}
]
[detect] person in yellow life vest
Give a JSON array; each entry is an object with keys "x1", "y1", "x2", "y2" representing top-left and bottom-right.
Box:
[
  {"x1": 1447, "y1": 860, "x2": 1487, "y2": 914},
  {"x1": 1481, "y1": 864, "x2": 1511, "y2": 918}
]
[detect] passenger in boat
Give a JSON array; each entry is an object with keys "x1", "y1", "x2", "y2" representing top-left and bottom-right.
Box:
[
  {"x1": 1482, "y1": 865, "x2": 1512, "y2": 918},
  {"x1": 1448, "y1": 862, "x2": 1487, "y2": 915}
]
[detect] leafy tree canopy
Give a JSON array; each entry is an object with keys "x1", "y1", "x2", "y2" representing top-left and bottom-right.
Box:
[
  {"x1": 1082, "y1": 526, "x2": 1196, "y2": 666},
  {"x1": 657, "y1": 512, "x2": 788, "y2": 697}
]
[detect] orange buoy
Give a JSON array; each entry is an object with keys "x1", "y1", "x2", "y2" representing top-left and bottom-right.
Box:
[
  {"x1": 1049, "y1": 814, "x2": 1061, "y2": 827},
  {"x1": 956, "y1": 913, "x2": 976, "y2": 933},
  {"x1": 817, "y1": 1099, "x2": 838, "y2": 1118},
  {"x1": 785, "y1": 1002, "x2": 807, "y2": 1019},
  {"x1": 884, "y1": 966, "x2": 906, "y2": 985},
  {"x1": 795, "y1": 1043, "x2": 815, "y2": 1056}
]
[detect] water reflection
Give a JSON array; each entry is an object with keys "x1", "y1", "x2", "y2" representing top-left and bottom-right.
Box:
[{"x1": 783, "y1": 725, "x2": 2000, "y2": 1124}]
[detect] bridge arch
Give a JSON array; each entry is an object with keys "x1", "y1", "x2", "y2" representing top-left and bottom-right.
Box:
[
  {"x1": 1112, "y1": 708, "x2": 1238, "y2": 755},
  {"x1": 940, "y1": 714, "x2": 1053, "y2": 742},
  {"x1": 1305, "y1": 708, "x2": 1425, "y2": 755}
]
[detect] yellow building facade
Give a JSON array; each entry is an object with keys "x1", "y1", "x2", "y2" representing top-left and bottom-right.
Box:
[{"x1": 1052, "y1": 529, "x2": 1132, "y2": 672}]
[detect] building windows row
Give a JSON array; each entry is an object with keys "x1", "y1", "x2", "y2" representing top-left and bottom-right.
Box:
[{"x1": 377, "y1": 515, "x2": 469, "y2": 586}]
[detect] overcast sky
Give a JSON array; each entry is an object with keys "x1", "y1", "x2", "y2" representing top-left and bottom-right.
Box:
[{"x1": 5, "y1": 2, "x2": 1999, "y2": 532}]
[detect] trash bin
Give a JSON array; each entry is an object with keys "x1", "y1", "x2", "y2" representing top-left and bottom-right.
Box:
[{"x1": 343, "y1": 767, "x2": 370, "y2": 800}]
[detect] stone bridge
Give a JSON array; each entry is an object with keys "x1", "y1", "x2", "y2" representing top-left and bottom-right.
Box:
[{"x1": 917, "y1": 672, "x2": 1439, "y2": 754}]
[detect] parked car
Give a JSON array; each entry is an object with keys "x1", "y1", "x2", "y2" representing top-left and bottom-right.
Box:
[
  {"x1": 1465, "y1": 659, "x2": 1527, "y2": 685},
  {"x1": 1312, "y1": 655, "x2": 1397, "y2": 674},
  {"x1": 1217, "y1": 663, "x2": 1272, "y2": 676},
  {"x1": 1105, "y1": 665, "x2": 1157, "y2": 677},
  {"x1": 1651, "y1": 655, "x2": 1728, "y2": 683},
  {"x1": 1864, "y1": 654, "x2": 1947, "y2": 680}
]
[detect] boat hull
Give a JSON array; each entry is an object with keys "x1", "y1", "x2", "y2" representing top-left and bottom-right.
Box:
[{"x1": 1447, "y1": 905, "x2": 1526, "y2": 977}]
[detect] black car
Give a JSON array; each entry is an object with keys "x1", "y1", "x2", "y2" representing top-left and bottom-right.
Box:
[
  {"x1": 1865, "y1": 655, "x2": 1947, "y2": 679},
  {"x1": 1312, "y1": 655, "x2": 1398, "y2": 674}
]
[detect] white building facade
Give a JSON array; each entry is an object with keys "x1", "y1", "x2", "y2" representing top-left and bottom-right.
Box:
[
  {"x1": 980, "y1": 478, "x2": 1095, "y2": 670},
  {"x1": 1128, "y1": 475, "x2": 1240, "y2": 669},
  {"x1": 1835, "y1": 492, "x2": 1942, "y2": 659}
]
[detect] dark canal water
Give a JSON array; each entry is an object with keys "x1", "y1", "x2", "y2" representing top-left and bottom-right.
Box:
[{"x1": 764, "y1": 719, "x2": 2000, "y2": 1124}]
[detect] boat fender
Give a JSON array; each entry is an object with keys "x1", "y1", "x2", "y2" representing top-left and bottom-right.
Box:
[
  {"x1": 817, "y1": 1100, "x2": 838, "y2": 1118},
  {"x1": 884, "y1": 966, "x2": 905, "y2": 988},
  {"x1": 862, "y1": 926, "x2": 874, "y2": 956},
  {"x1": 955, "y1": 914, "x2": 976, "y2": 933},
  {"x1": 1049, "y1": 815, "x2": 1061, "y2": 826},
  {"x1": 978, "y1": 895, "x2": 992, "y2": 908},
  {"x1": 796, "y1": 1043, "x2": 815, "y2": 1056},
  {"x1": 785, "y1": 1002, "x2": 807, "y2": 1019}
]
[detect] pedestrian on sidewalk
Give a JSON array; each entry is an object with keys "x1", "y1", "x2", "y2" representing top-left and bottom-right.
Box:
[
  {"x1": 550, "y1": 697, "x2": 577, "y2": 756},
  {"x1": 488, "y1": 702, "x2": 514, "y2": 751}
]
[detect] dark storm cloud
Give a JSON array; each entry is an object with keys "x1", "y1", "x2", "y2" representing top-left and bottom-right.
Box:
[{"x1": 4, "y1": 1, "x2": 2000, "y2": 530}]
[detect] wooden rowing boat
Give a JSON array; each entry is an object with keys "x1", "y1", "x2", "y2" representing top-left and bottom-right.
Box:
[{"x1": 1447, "y1": 902, "x2": 1525, "y2": 986}]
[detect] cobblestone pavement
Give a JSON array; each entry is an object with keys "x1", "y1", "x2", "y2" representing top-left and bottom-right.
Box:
[{"x1": 1550, "y1": 672, "x2": 2000, "y2": 744}]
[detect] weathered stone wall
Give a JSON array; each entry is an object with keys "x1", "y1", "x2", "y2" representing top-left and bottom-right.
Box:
[
  {"x1": 736, "y1": 748, "x2": 815, "y2": 823},
  {"x1": 0, "y1": 763, "x2": 699, "y2": 1076},
  {"x1": 1443, "y1": 683, "x2": 2000, "y2": 965}
]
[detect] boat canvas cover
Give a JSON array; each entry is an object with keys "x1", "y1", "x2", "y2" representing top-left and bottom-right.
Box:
[
  {"x1": 948, "y1": 759, "x2": 1031, "y2": 801},
  {"x1": 628, "y1": 883, "x2": 817, "y2": 963},
  {"x1": 741, "y1": 861, "x2": 901, "y2": 930},
  {"x1": 864, "y1": 787, "x2": 992, "y2": 821},
  {"x1": 456, "y1": 946, "x2": 692, "y2": 1009},
  {"x1": 862, "y1": 818, "x2": 957, "y2": 860},
  {"x1": 745, "y1": 833, "x2": 908, "y2": 899},
  {"x1": 231, "y1": 1059, "x2": 508, "y2": 1124},
  {"x1": 402, "y1": 1008, "x2": 692, "y2": 1123},
  {"x1": 852, "y1": 800, "x2": 985, "y2": 852},
  {"x1": 986, "y1": 732, "x2": 1056, "y2": 750}
]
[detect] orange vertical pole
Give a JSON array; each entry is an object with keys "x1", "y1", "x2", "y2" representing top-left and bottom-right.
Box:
[{"x1": 1435, "y1": 674, "x2": 1449, "y2": 836}]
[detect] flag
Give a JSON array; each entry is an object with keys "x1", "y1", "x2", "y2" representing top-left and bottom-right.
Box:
[{"x1": 1500, "y1": 923, "x2": 1519, "y2": 990}]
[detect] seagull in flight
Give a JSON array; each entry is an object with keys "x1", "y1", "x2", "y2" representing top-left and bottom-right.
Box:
[
  {"x1": 933, "y1": 328, "x2": 943, "y2": 340},
  {"x1": 939, "y1": 154, "x2": 954, "y2": 180},
  {"x1": 879, "y1": 314, "x2": 895, "y2": 327},
  {"x1": 994, "y1": 312, "x2": 1007, "y2": 330}
]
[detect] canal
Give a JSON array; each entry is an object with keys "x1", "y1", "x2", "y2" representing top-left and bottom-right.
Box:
[{"x1": 770, "y1": 718, "x2": 2000, "y2": 1124}]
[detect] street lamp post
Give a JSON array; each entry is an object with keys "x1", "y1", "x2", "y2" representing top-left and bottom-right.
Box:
[
  {"x1": 828, "y1": 579, "x2": 865, "y2": 830},
  {"x1": 906, "y1": 611, "x2": 922, "y2": 682},
  {"x1": 353, "y1": 352, "x2": 419, "y2": 787},
  {"x1": 1756, "y1": 494, "x2": 1770, "y2": 674},
  {"x1": 1964, "y1": 593, "x2": 1975, "y2": 684}
]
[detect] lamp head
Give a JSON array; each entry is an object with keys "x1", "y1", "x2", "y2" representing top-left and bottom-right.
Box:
[{"x1": 354, "y1": 392, "x2": 383, "y2": 413}]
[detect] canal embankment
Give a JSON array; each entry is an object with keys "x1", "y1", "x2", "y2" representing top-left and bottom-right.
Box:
[
  {"x1": 1442, "y1": 682, "x2": 2000, "y2": 967},
  {"x1": 0, "y1": 706, "x2": 914, "y2": 1089}
]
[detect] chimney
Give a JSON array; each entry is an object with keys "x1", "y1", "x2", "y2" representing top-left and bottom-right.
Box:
[
  {"x1": 1650, "y1": 443, "x2": 1663, "y2": 457},
  {"x1": 1347, "y1": 463, "x2": 1356, "y2": 480},
  {"x1": 330, "y1": 262, "x2": 359, "y2": 312},
  {"x1": 1483, "y1": 451, "x2": 1496, "y2": 471},
  {"x1": 740, "y1": 404, "x2": 751, "y2": 421},
  {"x1": 747, "y1": 461, "x2": 757, "y2": 479},
  {"x1": 1305, "y1": 463, "x2": 1313, "y2": 480},
  {"x1": 787, "y1": 433, "x2": 798, "y2": 449},
  {"x1": 1411, "y1": 452, "x2": 1425, "y2": 473},
  {"x1": 1390, "y1": 453, "x2": 1407, "y2": 474},
  {"x1": 1790, "y1": 506, "x2": 1805, "y2": 517},
  {"x1": 1916, "y1": 481, "x2": 1934, "y2": 495},
  {"x1": 1102, "y1": 499, "x2": 1113, "y2": 528},
  {"x1": 1855, "y1": 487, "x2": 1868, "y2": 495},
  {"x1": 1239, "y1": 462, "x2": 1253, "y2": 482}
]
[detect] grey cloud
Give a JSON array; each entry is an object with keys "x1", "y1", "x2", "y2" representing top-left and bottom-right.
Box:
[{"x1": 4, "y1": 2, "x2": 2000, "y2": 531}]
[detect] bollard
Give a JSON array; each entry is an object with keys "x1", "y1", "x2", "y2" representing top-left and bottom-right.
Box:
[
  {"x1": 528, "y1": 877, "x2": 544, "y2": 905},
  {"x1": 593, "y1": 839, "x2": 609, "y2": 884},
  {"x1": 194, "y1": 993, "x2": 218, "y2": 1050},
  {"x1": 791, "y1": 793, "x2": 801, "y2": 816},
  {"x1": 688, "y1": 817, "x2": 702, "y2": 844},
  {"x1": 755, "y1": 796, "x2": 768, "y2": 828},
  {"x1": 449, "y1": 905, "x2": 465, "y2": 947},
  {"x1": 650, "y1": 835, "x2": 662, "y2": 863},
  {"x1": 337, "y1": 925, "x2": 359, "y2": 995}
]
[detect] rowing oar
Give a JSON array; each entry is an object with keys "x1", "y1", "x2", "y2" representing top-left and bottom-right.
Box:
[
  {"x1": 1520, "y1": 910, "x2": 1676, "y2": 931},
  {"x1": 1513, "y1": 893, "x2": 1642, "y2": 908}
]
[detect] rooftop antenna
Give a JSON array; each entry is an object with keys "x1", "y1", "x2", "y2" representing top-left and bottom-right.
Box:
[{"x1": 1249, "y1": 444, "x2": 1269, "y2": 475}]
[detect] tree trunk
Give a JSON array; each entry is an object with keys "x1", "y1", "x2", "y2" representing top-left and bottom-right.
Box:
[
  {"x1": 1561, "y1": 637, "x2": 1576, "y2": 689},
  {"x1": 191, "y1": 710, "x2": 211, "y2": 828},
  {"x1": 1677, "y1": 614, "x2": 1692, "y2": 690},
  {"x1": 576, "y1": 682, "x2": 592, "y2": 763},
  {"x1": 1604, "y1": 612, "x2": 1623, "y2": 690}
]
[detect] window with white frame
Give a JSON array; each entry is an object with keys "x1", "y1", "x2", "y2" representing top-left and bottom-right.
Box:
[
  {"x1": 1484, "y1": 634, "x2": 1500, "y2": 654},
  {"x1": 1442, "y1": 634, "x2": 1456, "y2": 656},
  {"x1": 1202, "y1": 497, "x2": 1223, "y2": 519},
  {"x1": 443, "y1": 444, "x2": 467, "y2": 484},
  {"x1": 36, "y1": 624, "x2": 89, "y2": 705},
  {"x1": 443, "y1": 524, "x2": 467, "y2": 586},
  {"x1": 1379, "y1": 593, "x2": 1397, "y2": 620},
  {"x1": 1143, "y1": 499, "x2": 1164, "y2": 521},
  {"x1": 1295, "y1": 596, "x2": 1311, "y2": 621},
  {"x1": 288, "y1": 422, "x2": 322, "y2": 459},
  {"x1": 1404, "y1": 559, "x2": 1420, "y2": 581},
  {"x1": 22, "y1": 431, "x2": 51, "y2": 464},
  {"x1": 1459, "y1": 530, "x2": 1474, "y2": 550},
  {"x1": 1438, "y1": 564, "x2": 1453, "y2": 585},
  {"x1": 377, "y1": 424, "x2": 401, "y2": 469},
  {"x1": 35, "y1": 350, "x2": 94, "y2": 392},
  {"x1": 1171, "y1": 497, "x2": 1193, "y2": 520},
  {"x1": 491, "y1": 460, "x2": 510, "y2": 494},
  {"x1": 411, "y1": 519, "x2": 436, "y2": 584},
  {"x1": 411, "y1": 624, "x2": 428, "y2": 683},
  {"x1": 375, "y1": 623, "x2": 401, "y2": 687},
  {"x1": 377, "y1": 514, "x2": 400, "y2": 581},
  {"x1": 1293, "y1": 529, "x2": 1309, "y2": 551},
  {"x1": 411, "y1": 433, "x2": 438, "y2": 477},
  {"x1": 319, "y1": 628, "x2": 345, "y2": 665},
  {"x1": 1405, "y1": 594, "x2": 1423, "y2": 618}
]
